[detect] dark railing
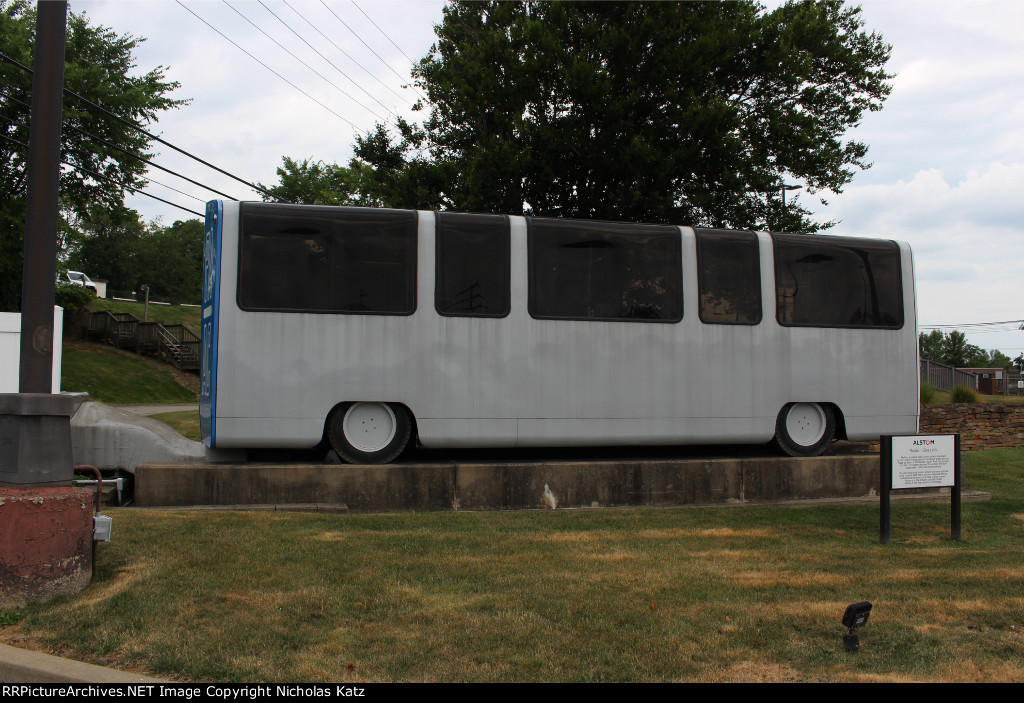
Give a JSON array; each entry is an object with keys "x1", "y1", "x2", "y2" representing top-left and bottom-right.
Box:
[
  {"x1": 920, "y1": 358, "x2": 978, "y2": 392},
  {"x1": 87, "y1": 311, "x2": 200, "y2": 371}
]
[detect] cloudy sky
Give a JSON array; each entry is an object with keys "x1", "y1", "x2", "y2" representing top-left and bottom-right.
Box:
[{"x1": 70, "y1": 0, "x2": 1024, "y2": 357}]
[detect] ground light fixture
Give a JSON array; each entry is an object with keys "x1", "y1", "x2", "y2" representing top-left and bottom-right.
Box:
[{"x1": 842, "y1": 601, "x2": 872, "y2": 652}]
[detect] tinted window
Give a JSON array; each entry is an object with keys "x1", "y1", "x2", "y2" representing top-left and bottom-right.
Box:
[
  {"x1": 528, "y1": 218, "x2": 682, "y2": 322},
  {"x1": 696, "y1": 229, "x2": 762, "y2": 325},
  {"x1": 773, "y1": 234, "x2": 902, "y2": 328},
  {"x1": 435, "y1": 212, "x2": 510, "y2": 317},
  {"x1": 238, "y1": 203, "x2": 416, "y2": 314}
]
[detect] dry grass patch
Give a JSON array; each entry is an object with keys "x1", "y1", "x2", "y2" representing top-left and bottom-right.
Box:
[
  {"x1": 76, "y1": 559, "x2": 155, "y2": 606},
  {"x1": 697, "y1": 660, "x2": 804, "y2": 683},
  {"x1": 728, "y1": 570, "x2": 853, "y2": 587},
  {"x1": 2, "y1": 447, "x2": 1022, "y2": 682}
]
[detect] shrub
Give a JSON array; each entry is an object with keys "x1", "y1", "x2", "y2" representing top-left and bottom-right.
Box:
[
  {"x1": 920, "y1": 381, "x2": 937, "y2": 405},
  {"x1": 950, "y1": 384, "x2": 980, "y2": 404},
  {"x1": 54, "y1": 283, "x2": 96, "y2": 315}
]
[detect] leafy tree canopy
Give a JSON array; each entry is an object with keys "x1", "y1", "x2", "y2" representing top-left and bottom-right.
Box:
[
  {"x1": 70, "y1": 208, "x2": 203, "y2": 305},
  {"x1": 0, "y1": 0, "x2": 186, "y2": 310},
  {"x1": 919, "y1": 330, "x2": 1011, "y2": 369},
  {"x1": 343, "y1": 0, "x2": 892, "y2": 230},
  {"x1": 257, "y1": 157, "x2": 384, "y2": 208}
]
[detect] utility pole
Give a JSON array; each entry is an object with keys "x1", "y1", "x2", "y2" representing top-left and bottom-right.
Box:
[
  {"x1": 2, "y1": 0, "x2": 73, "y2": 487},
  {"x1": 19, "y1": 0, "x2": 67, "y2": 394}
]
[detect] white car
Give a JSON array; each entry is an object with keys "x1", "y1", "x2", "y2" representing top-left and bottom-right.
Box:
[{"x1": 66, "y1": 270, "x2": 99, "y2": 295}]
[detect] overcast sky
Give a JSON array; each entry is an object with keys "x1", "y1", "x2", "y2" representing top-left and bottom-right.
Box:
[{"x1": 70, "y1": 0, "x2": 1024, "y2": 357}]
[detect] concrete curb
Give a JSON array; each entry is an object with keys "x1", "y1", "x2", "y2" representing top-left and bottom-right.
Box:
[{"x1": 0, "y1": 642, "x2": 165, "y2": 683}]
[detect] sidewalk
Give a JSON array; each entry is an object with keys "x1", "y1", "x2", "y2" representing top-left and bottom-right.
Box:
[
  {"x1": 112, "y1": 404, "x2": 198, "y2": 417},
  {"x1": 0, "y1": 643, "x2": 165, "y2": 683}
]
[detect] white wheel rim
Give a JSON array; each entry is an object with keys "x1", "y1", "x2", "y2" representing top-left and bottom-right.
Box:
[
  {"x1": 343, "y1": 403, "x2": 397, "y2": 453},
  {"x1": 785, "y1": 403, "x2": 826, "y2": 446}
]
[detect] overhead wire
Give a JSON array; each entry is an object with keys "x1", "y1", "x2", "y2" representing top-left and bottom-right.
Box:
[
  {"x1": 257, "y1": 0, "x2": 402, "y2": 115},
  {"x1": 318, "y1": 0, "x2": 429, "y2": 103},
  {"x1": 920, "y1": 320, "x2": 1024, "y2": 330},
  {"x1": 0, "y1": 84, "x2": 239, "y2": 200},
  {"x1": 281, "y1": 0, "x2": 413, "y2": 107},
  {"x1": 175, "y1": 0, "x2": 362, "y2": 131},
  {"x1": 0, "y1": 132, "x2": 204, "y2": 218},
  {"x1": 350, "y1": 0, "x2": 420, "y2": 67},
  {"x1": 222, "y1": 0, "x2": 391, "y2": 122},
  {"x1": 0, "y1": 49, "x2": 281, "y2": 200}
]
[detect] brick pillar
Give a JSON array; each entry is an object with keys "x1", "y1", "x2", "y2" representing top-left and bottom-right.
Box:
[{"x1": 0, "y1": 486, "x2": 93, "y2": 608}]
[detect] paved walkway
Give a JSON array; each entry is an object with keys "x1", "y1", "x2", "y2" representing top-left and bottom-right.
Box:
[{"x1": 112, "y1": 403, "x2": 198, "y2": 417}]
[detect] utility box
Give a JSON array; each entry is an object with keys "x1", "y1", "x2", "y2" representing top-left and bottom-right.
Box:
[{"x1": 0, "y1": 393, "x2": 74, "y2": 486}]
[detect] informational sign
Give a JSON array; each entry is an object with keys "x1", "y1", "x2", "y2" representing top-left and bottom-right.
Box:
[
  {"x1": 880, "y1": 434, "x2": 961, "y2": 543},
  {"x1": 891, "y1": 435, "x2": 956, "y2": 488}
]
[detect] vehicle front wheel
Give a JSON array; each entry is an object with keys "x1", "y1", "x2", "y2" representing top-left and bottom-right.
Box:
[
  {"x1": 328, "y1": 402, "x2": 412, "y2": 464},
  {"x1": 774, "y1": 402, "x2": 835, "y2": 457}
]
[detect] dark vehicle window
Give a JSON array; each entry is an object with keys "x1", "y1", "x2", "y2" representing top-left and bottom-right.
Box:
[
  {"x1": 435, "y1": 212, "x2": 510, "y2": 317},
  {"x1": 528, "y1": 218, "x2": 682, "y2": 322},
  {"x1": 773, "y1": 234, "x2": 903, "y2": 328},
  {"x1": 695, "y1": 229, "x2": 762, "y2": 325},
  {"x1": 238, "y1": 203, "x2": 416, "y2": 315}
]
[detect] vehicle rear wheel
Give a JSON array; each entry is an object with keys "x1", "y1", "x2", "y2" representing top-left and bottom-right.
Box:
[
  {"x1": 328, "y1": 402, "x2": 412, "y2": 464},
  {"x1": 774, "y1": 402, "x2": 835, "y2": 457}
]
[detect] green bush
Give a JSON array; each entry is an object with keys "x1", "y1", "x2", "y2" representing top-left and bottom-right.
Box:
[
  {"x1": 920, "y1": 380, "x2": 937, "y2": 405},
  {"x1": 950, "y1": 384, "x2": 980, "y2": 403},
  {"x1": 54, "y1": 284, "x2": 96, "y2": 315}
]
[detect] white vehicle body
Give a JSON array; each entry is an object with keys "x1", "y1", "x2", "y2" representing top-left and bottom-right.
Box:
[
  {"x1": 200, "y1": 201, "x2": 918, "y2": 462},
  {"x1": 66, "y1": 270, "x2": 98, "y2": 295}
]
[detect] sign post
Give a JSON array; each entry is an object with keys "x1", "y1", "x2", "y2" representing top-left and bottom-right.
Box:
[{"x1": 880, "y1": 434, "x2": 961, "y2": 544}]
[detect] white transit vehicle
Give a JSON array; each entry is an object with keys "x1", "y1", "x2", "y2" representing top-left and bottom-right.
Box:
[{"x1": 200, "y1": 200, "x2": 918, "y2": 464}]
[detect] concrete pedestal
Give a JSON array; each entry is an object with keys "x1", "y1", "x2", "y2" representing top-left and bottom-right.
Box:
[{"x1": 0, "y1": 393, "x2": 74, "y2": 486}]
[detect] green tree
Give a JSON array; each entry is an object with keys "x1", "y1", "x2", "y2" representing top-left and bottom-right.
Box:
[
  {"x1": 257, "y1": 157, "x2": 386, "y2": 207},
  {"x1": 919, "y1": 330, "x2": 1008, "y2": 368},
  {"x1": 919, "y1": 330, "x2": 944, "y2": 361},
  {"x1": 135, "y1": 218, "x2": 204, "y2": 304},
  {"x1": 70, "y1": 205, "x2": 146, "y2": 296},
  {"x1": 71, "y1": 211, "x2": 203, "y2": 304},
  {"x1": 940, "y1": 331, "x2": 987, "y2": 368},
  {"x1": 0, "y1": 0, "x2": 186, "y2": 310},
  {"x1": 353, "y1": 0, "x2": 892, "y2": 228},
  {"x1": 987, "y1": 349, "x2": 1012, "y2": 369}
]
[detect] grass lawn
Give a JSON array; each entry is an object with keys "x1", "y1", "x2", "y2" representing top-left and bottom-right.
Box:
[
  {"x1": 149, "y1": 409, "x2": 201, "y2": 441},
  {"x1": 91, "y1": 298, "x2": 201, "y2": 330},
  {"x1": 937, "y1": 393, "x2": 1024, "y2": 405},
  {"x1": 1, "y1": 448, "x2": 1021, "y2": 683},
  {"x1": 61, "y1": 341, "x2": 197, "y2": 404}
]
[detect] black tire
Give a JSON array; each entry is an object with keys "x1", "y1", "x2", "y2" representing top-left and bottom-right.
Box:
[
  {"x1": 327, "y1": 402, "x2": 412, "y2": 465},
  {"x1": 774, "y1": 402, "x2": 835, "y2": 457}
]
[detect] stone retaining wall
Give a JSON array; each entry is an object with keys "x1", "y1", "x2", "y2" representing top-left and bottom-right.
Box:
[{"x1": 919, "y1": 403, "x2": 1024, "y2": 451}]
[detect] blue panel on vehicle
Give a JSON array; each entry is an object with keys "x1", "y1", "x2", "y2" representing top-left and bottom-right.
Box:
[{"x1": 200, "y1": 200, "x2": 222, "y2": 447}]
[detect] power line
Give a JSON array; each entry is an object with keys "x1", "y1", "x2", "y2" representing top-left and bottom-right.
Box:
[
  {"x1": 282, "y1": 0, "x2": 413, "y2": 108},
  {"x1": 0, "y1": 49, "x2": 279, "y2": 200},
  {"x1": 222, "y1": 0, "x2": 390, "y2": 122},
  {"x1": 65, "y1": 121, "x2": 240, "y2": 199},
  {"x1": 350, "y1": 0, "x2": 420, "y2": 68},
  {"x1": 176, "y1": 0, "x2": 362, "y2": 131},
  {"x1": 920, "y1": 320, "x2": 1024, "y2": 329},
  {"x1": 319, "y1": 0, "x2": 428, "y2": 103},
  {"x1": 1, "y1": 132, "x2": 203, "y2": 218},
  {"x1": 1, "y1": 86, "x2": 235, "y2": 200}
]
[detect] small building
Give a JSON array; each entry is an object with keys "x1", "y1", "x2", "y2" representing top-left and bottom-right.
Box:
[{"x1": 958, "y1": 367, "x2": 1006, "y2": 395}]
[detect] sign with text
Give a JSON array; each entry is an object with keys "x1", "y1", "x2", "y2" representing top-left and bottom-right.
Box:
[
  {"x1": 880, "y1": 434, "x2": 961, "y2": 544},
  {"x1": 891, "y1": 435, "x2": 956, "y2": 488}
]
